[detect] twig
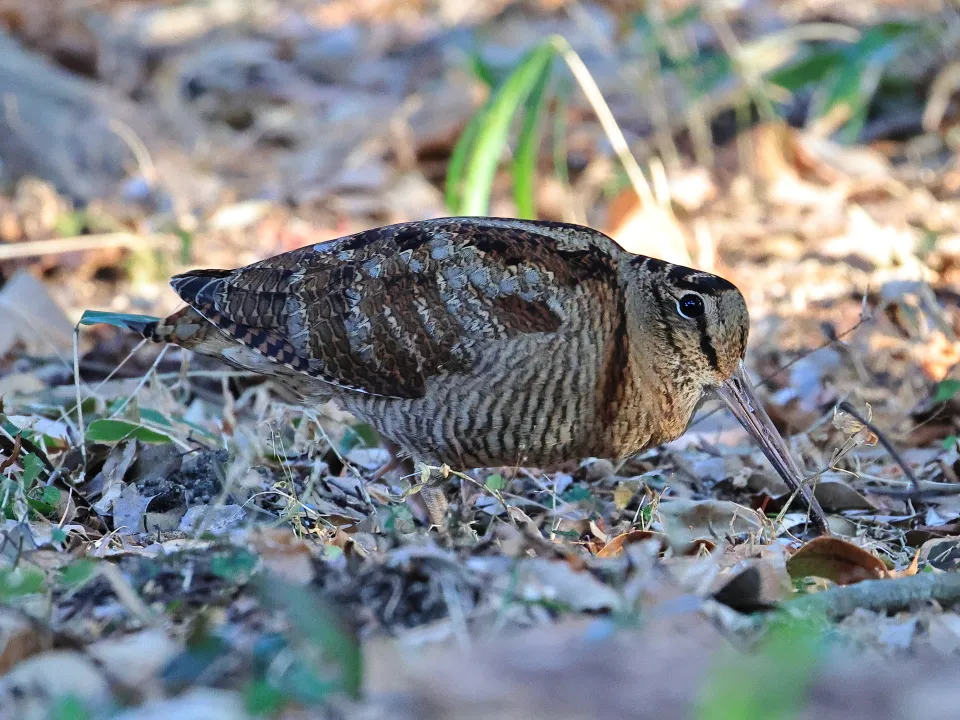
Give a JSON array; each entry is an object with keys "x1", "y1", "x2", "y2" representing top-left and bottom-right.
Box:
[
  {"x1": 837, "y1": 401, "x2": 923, "y2": 495},
  {"x1": 0, "y1": 433, "x2": 22, "y2": 473},
  {"x1": 785, "y1": 572, "x2": 960, "y2": 621},
  {"x1": 691, "y1": 312, "x2": 872, "y2": 431},
  {"x1": 0, "y1": 232, "x2": 179, "y2": 260},
  {"x1": 552, "y1": 37, "x2": 656, "y2": 209}
]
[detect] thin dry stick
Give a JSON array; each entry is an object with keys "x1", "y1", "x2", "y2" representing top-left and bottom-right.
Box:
[
  {"x1": 107, "y1": 345, "x2": 169, "y2": 420},
  {"x1": 552, "y1": 37, "x2": 656, "y2": 209},
  {"x1": 837, "y1": 401, "x2": 923, "y2": 495},
  {"x1": 72, "y1": 325, "x2": 87, "y2": 466},
  {"x1": 692, "y1": 312, "x2": 873, "y2": 431},
  {"x1": 0, "y1": 232, "x2": 179, "y2": 260}
]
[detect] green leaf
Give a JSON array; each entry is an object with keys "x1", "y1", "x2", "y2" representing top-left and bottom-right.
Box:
[
  {"x1": 338, "y1": 423, "x2": 379, "y2": 454},
  {"x1": 162, "y1": 634, "x2": 231, "y2": 692},
  {"x1": 85, "y1": 419, "x2": 172, "y2": 445},
  {"x1": 78, "y1": 310, "x2": 160, "y2": 333},
  {"x1": 485, "y1": 473, "x2": 506, "y2": 491},
  {"x1": 0, "y1": 567, "x2": 45, "y2": 600},
  {"x1": 256, "y1": 574, "x2": 363, "y2": 699},
  {"x1": 139, "y1": 408, "x2": 174, "y2": 428},
  {"x1": 697, "y1": 614, "x2": 825, "y2": 720},
  {"x1": 466, "y1": 51, "x2": 497, "y2": 89},
  {"x1": 244, "y1": 679, "x2": 289, "y2": 716},
  {"x1": 21, "y1": 452, "x2": 44, "y2": 487},
  {"x1": 943, "y1": 435, "x2": 958, "y2": 451},
  {"x1": 27, "y1": 485, "x2": 60, "y2": 517},
  {"x1": 59, "y1": 559, "x2": 99, "y2": 588},
  {"x1": 768, "y1": 49, "x2": 845, "y2": 92},
  {"x1": 176, "y1": 228, "x2": 194, "y2": 264},
  {"x1": 813, "y1": 23, "x2": 918, "y2": 142},
  {"x1": 561, "y1": 485, "x2": 592, "y2": 503},
  {"x1": 459, "y1": 41, "x2": 557, "y2": 215},
  {"x1": 934, "y1": 379, "x2": 960, "y2": 404},
  {"x1": 512, "y1": 55, "x2": 554, "y2": 219},
  {"x1": 445, "y1": 106, "x2": 489, "y2": 213},
  {"x1": 211, "y1": 548, "x2": 258, "y2": 582},
  {"x1": 55, "y1": 210, "x2": 89, "y2": 238},
  {"x1": 48, "y1": 695, "x2": 91, "y2": 720}
]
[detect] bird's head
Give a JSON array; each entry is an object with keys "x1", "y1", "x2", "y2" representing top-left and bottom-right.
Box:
[
  {"x1": 624, "y1": 257, "x2": 749, "y2": 389},
  {"x1": 622, "y1": 256, "x2": 827, "y2": 531}
]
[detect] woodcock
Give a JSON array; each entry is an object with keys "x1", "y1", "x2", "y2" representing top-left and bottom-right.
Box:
[{"x1": 138, "y1": 217, "x2": 827, "y2": 533}]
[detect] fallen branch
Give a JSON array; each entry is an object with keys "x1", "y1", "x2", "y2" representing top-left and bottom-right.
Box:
[
  {"x1": 785, "y1": 572, "x2": 960, "y2": 621},
  {"x1": 0, "y1": 232, "x2": 179, "y2": 260}
]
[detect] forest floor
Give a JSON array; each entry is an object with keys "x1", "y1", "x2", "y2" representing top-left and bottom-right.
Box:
[{"x1": 3, "y1": 1, "x2": 960, "y2": 718}]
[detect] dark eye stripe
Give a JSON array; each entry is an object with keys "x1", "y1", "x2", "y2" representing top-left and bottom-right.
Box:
[
  {"x1": 695, "y1": 315, "x2": 719, "y2": 371},
  {"x1": 650, "y1": 281, "x2": 681, "y2": 360}
]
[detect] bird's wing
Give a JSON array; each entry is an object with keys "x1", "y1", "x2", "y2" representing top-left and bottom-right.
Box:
[{"x1": 170, "y1": 217, "x2": 623, "y2": 398}]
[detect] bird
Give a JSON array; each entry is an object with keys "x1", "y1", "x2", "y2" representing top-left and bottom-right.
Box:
[{"x1": 136, "y1": 217, "x2": 828, "y2": 534}]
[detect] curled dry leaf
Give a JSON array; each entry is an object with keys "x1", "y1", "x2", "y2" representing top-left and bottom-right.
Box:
[
  {"x1": 811, "y1": 479, "x2": 878, "y2": 512},
  {"x1": 787, "y1": 536, "x2": 887, "y2": 586},
  {"x1": 251, "y1": 527, "x2": 316, "y2": 585},
  {"x1": 594, "y1": 530, "x2": 664, "y2": 558}
]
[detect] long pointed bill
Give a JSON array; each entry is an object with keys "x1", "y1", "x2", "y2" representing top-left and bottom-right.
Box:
[{"x1": 715, "y1": 362, "x2": 830, "y2": 536}]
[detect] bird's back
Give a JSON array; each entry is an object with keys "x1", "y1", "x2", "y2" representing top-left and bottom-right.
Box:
[{"x1": 159, "y1": 218, "x2": 648, "y2": 466}]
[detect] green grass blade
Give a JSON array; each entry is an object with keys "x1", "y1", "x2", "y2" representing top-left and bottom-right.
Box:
[
  {"x1": 460, "y1": 42, "x2": 557, "y2": 216},
  {"x1": 445, "y1": 105, "x2": 489, "y2": 213},
  {"x1": 552, "y1": 76, "x2": 571, "y2": 189},
  {"x1": 512, "y1": 56, "x2": 555, "y2": 219}
]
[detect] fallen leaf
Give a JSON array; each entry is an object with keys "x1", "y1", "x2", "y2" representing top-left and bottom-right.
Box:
[
  {"x1": 613, "y1": 481, "x2": 637, "y2": 511},
  {"x1": 787, "y1": 536, "x2": 886, "y2": 585},
  {"x1": 658, "y1": 499, "x2": 764, "y2": 552},
  {"x1": 522, "y1": 559, "x2": 620, "y2": 612},
  {"x1": 0, "y1": 270, "x2": 77, "y2": 358},
  {"x1": 251, "y1": 527, "x2": 316, "y2": 585},
  {"x1": 112, "y1": 483, "x2": 151, "y2": 535},
  {"x1": 0, "y1": 651, "x2": 110, "y2": 714},
  {"x1": 90, "y1": 441, "x2": 138, "y2": 514},
  {"x1": 919, "y1": 537, "x2": 960, "y2": 572},
  {"x1": 604, "y1": 191, "x2": 691, "y2": 266},
  {"x1": 0, "y1": 609, "x2": 40, "y2": 674},
  {"x1": 811, "y1": 479, "x2": 878, "y2": 512},
  {"x1": 594, "y1": 530, "x2": 663, "y2": 558}
]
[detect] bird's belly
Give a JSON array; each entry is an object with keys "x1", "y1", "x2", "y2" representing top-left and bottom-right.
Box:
[{"x1": 343, "y1": 337, "x2": 609, "y2": 469}]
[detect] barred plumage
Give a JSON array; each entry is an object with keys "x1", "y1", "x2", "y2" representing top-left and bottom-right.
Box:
[{"x1": 141, "y1": 216, "x2": 828, "y2": 532}]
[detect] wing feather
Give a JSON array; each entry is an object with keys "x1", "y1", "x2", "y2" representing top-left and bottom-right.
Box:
[{"x1": 170, "y1": 217, "x2": 623, "y2": 398}]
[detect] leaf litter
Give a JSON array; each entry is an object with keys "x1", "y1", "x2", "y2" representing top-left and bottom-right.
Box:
[{"x1": 3, "y1": 0, "x2": 960, "y2": 717}]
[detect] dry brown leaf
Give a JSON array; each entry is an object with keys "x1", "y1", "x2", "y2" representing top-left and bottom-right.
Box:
[
  {"x1": 594, "y1": 530, "x2": 663, "y2": 558},
  {"x1": 0, "y1": 269, "x2": 78, "y2": 358},
  {"x1": 787, "y1": 536, "x2": 887, "y2": 586},
  {"x1": 613, "y1": 481, "x2": 636, "y2": 511},
  {"x1": 894, "y1": 549, "x2": 922, "y2": 578},
  {"x1": 0, "y1": 609, "x2": 40, "y2": 674},
  {"x1": 658, "y1": 499, "x2": 764, "y2": 553},
  {"x1": 604, "y1": 190, "x2": 690, "y2": 265},
  {"x1": 250, "y1": 527, "x2": 316, "y2": 585}
]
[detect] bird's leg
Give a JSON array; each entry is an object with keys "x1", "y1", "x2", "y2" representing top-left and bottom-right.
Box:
[{"x1": 413, "y1": 463, "x2": 450, "y2": 530}]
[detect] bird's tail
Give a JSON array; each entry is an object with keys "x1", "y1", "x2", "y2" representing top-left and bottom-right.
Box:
[{"x1": 138, "y1": 306, "x2": 241, "y2": 358}]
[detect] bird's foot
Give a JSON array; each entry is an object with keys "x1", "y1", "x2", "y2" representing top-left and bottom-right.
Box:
[{"x1": 411, "y1": 463, "x2": 451, "y2": 531}]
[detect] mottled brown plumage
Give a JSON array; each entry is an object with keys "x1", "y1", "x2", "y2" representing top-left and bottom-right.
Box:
[{"x1": 142, "y1": 217, "x2": 828, "y2": 533}]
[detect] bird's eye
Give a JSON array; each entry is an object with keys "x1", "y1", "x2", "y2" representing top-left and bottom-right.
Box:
[{"x1": 677, "y1": 294, "x2": 705, "y2": 319}]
